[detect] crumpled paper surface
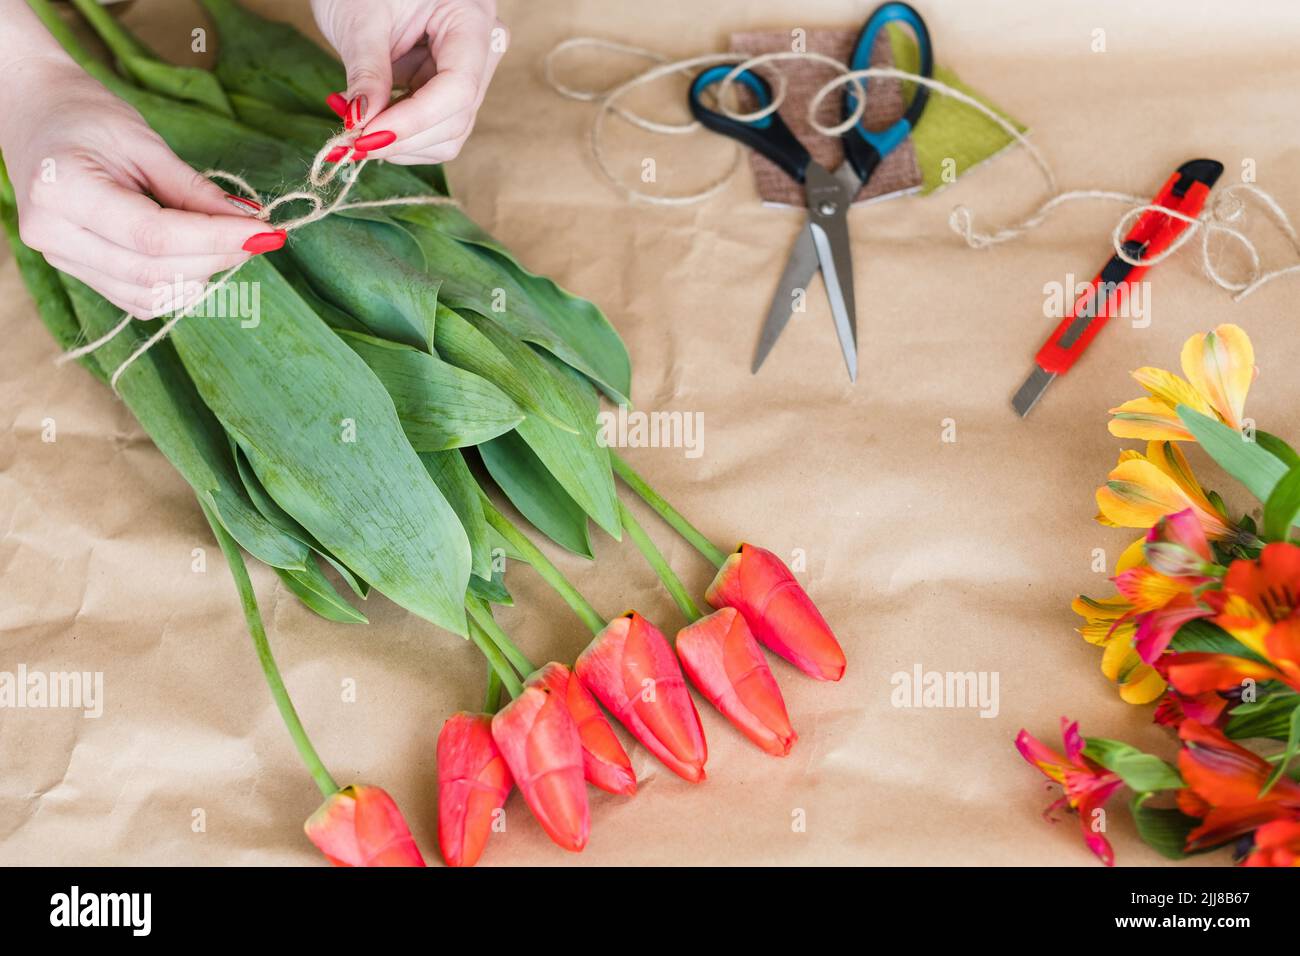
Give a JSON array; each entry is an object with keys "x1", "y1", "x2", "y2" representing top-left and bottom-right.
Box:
[{"x1": 3, "y1": 0, "x2": 1299, "y2": 866}]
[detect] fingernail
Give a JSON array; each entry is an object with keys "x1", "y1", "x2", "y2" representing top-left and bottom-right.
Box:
[
  {"x1": 242, "y1": 230, "x2": 286, "y2": 254},
  {"x1": 345, "y1": 94, "x2": 367, "y2": 130},
  {"x1": 325, "y1": 92, "x2": 348, "y2": 119},
  {"x1": 352, "y1": 130, "x2": 395, "y2": 151},
  {"x1": 350, "y1": 149, "x2": 368, "y2": 162},
  {"x1": 324, "y1": 145, "x2": 348, "y2": 163},
  {"x1": 225, "y1": 194, "x2": 261, "y2": 215}
]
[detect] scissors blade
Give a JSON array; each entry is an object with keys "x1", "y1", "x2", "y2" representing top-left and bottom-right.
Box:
[
  {"x1": 804, "y1": 164, "x2": 859, "y2": 382},
  {"x1": 753, "y1": 224, "x2": 820, "y2": 374}
]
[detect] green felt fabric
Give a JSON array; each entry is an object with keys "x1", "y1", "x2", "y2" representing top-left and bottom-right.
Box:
[{"x1": 886, "y1": 24, "x2": 1026, "y2": 195}]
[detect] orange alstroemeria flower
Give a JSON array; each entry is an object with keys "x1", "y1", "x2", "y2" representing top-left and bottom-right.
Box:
[
  {"x1": 1095, "y1": 441, "x2": 1236, "y2": 541},
  {"x1": 304, "y1": 785, "x2": 426, "y2": 867},
  {"x1": 1164, "y1": 543, "x2": 1300, "y2": 697},
  {"x1": 1175, "y1": 720, "x2": 1300, "y2": 851},
  {"x1": 1242, "y1": 819, "x2": 1300, "y2": 867},
  {"x1": 1109, "y1": 325, "x2": 1256, "y2": 442}
]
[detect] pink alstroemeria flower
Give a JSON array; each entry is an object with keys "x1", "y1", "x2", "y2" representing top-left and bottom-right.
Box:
[{"x1": 1015, "y1": 718, "x2": 1123, "y2": 866}]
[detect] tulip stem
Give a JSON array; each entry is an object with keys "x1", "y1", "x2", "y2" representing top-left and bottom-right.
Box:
[
  {"x1": 200, "y1": 501, "x2": 338, "y2": 799},
  {"x1": 479, "y1": 495, "x2": 607, "y2": 636},
  {"x1": 610, "y1": 453, "x2": 728, "y2": 569},
  {"x1": 618, "y1": 500, "x2": 703, "y2": 623},
  {"x1": 465, "y1": 595, "x2": 535, "y2": 679},
  {"x1": 468, "y1": 616, "x2": 524, "y2": 699},
  {"x1": 484, "y1": 661, "x2": 503, "y2": 713}
]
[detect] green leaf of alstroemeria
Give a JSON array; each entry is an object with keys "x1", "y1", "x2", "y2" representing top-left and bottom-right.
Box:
[
  {"x1": 1263, "y1": 464, "x2": 1300, "y2": 542},
  {"x1": 1259, "y1": 704, "x2": 1300, "y2": 796},
  {"x1": 1083, "y1": 738, "x2": 1184, "y2": 792},
  {"x1": 1176, "y1": 405, "x2": 1289, "y2": 503},
  {"x1": 1129, "y1": 792, "x2": 1203, "y2": 860},
  {"x1": 1171, "y1": 618, "x2": 1270, "y2": 663},
  {"x1": 1227, "y1": 690, "x2": 1300, "y2": 741},
  {"x1": 1256, "y1": 430, "x2": 1300, "y2": 469}
]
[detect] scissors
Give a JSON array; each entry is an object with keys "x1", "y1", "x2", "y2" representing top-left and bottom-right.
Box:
[{"x1": 688, "y1": 2, "x2": 934, "y2": 380}]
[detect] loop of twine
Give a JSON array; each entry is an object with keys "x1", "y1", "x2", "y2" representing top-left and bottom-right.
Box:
[
  {"x1": 59, "y1": 126, "x2": 460, "y2": 391},
  {"x1": 546, "y1": 36, "x2": 1300, "y2": 302}
]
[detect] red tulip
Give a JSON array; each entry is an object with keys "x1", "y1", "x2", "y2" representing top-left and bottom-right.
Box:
[
  {"x1": 436, "y1": 712, "x2": 513, "y2": 867},
  {"x1": 677, "y1": 608, "x2": 796, "y2": 756},
  {"x1": 575, "y1": 611, "x2": 707, "y2": 782},
  {"x1": 529, "y1": 662, "x2": 636, "y2": 796},
  {"x1": 304, "y1": 785, "x2": 426, "y2": 867},
  {"x1": 491, "y1": 668, "x2": 589, "y2": 852},
  {"x1": 705, "y1": 543, "x2": 846, "y2": 682}
]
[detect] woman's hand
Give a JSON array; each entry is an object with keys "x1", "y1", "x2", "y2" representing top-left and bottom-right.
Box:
[
  {"x1": 311, "y1": 0, "x2": 507, "y2": 165},
  {"x1": 1, "y1": 51, "x2": 283, "y2": 319}
]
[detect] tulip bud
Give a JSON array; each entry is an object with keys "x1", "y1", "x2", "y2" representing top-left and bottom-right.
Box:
[
  {"x1": 529, "y1": 662, "x2": 636, "y2": 796},
  {"x1": 304, "y1": 785, "x2": 426, "y2": 867},
  {"x1": 491, "y1": 670, "x2": 590, "y2": 852},
  {"x1": 677, "y1": 608, "x2": 796, "y2": 756},
  {"x1": 705, "y1": 544, "x2": 846, "y2": 681},
  {"x1": 436, "y1": 712, "x2": 513, "y2": 867},
  {"x1": 575, "y1": 611, "x2": 708, "y2": 782}
]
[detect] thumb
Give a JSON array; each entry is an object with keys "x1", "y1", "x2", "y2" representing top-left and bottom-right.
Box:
[
  {"x1": 138, "y1": 141, "x2": 258, "y2": 219},
  {"x1": 335, "y1": 14, "x2": 396, "y2": 130}
]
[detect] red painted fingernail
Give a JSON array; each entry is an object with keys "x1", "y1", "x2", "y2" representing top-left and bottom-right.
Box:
[
  {"x1": 352, "y1": 130, "x2": 395, "y2": 151},
  {"x1": 350, "y1": 149, "x2": 368, "y2": 162},
  {"x1": 242, "y1": 230, "x2": 286, "y2": 254},
  {"x1": 225, "y1": 193, "x2": 261, "y2": 215},
  {"x1": 325, "y1": 92, "x2": 348, "y2": 119},
  {"x1": 345, "y1": 94, "x2": 367, "y2": 130},
  {"x1": 325, "y1": 145, "x2": 348, "y2": 163}
]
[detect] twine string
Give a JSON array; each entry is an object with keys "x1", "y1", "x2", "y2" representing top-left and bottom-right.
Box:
[
  {"x1": 59, "y1": 125, "x2": 459, "y2": 390},
  {"x1": 546, "y1": 36, "x2": 1300, "y2": 302}
]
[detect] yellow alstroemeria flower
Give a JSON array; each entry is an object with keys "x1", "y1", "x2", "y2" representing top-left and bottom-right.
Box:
[
  {"x1": 1095, "y1": 440, "x2": 1235, "y2": 539},
  {"x1": 1072, "y1": 594, "x2": 1167, "y2": 703},
  {"x1": 1108, "y1": 324, "x2": 1256, "y2": 442}
]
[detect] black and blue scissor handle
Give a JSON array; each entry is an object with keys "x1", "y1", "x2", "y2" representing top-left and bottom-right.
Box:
[
  {"x1": 842, "y1": 2, "x2": 933, "y2": 183},
  {"x1": 688, "y1": 62, "x2": 812, "y2": 183},
  {"x1": 686, "y1": 1, "x2": 934, "y2": 186}
]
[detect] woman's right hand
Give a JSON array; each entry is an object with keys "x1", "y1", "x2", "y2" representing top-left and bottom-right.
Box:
[{"x1": 2, "y1": 52, "x2": 285, "y2": 319}]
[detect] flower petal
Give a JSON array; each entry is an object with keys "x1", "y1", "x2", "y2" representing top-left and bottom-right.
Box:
[{"x1": 1180, "y1": 324, "x2": 1255, "y2": 429}]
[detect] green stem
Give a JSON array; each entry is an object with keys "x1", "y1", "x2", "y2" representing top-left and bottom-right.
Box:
[
  {"x1": 468, "y1": 617, "x2": 523, "y2": 699},
  {"x1": 618, "y1": 500, "x2": 703, "y2": 622},
  {"x1": 68, "y1": 0, "x2": 154, "y2": 61},
  {"x1": 480, "y1": 494, "x2": 607, "y2": 635},
  {"x1": 465, "y1": 595, "x2": 535, "y2": 678},
  {"x1": 200, "y1": 500, "x2": 337, "y2": 798},
  {"x1": 484, "y1": 660, "x2": 503, "y2": 713},
  {"x1": 611, "y1": 453, "x2": 728, "y2": 569}
]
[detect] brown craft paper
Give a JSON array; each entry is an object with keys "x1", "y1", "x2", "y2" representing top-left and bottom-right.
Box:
[
  {"x1": 2, "y1": 0, "x2": 1296, "y2": 866},
  {"x1": 728, "y1": 27, "x2": 921, "y2": 207}
]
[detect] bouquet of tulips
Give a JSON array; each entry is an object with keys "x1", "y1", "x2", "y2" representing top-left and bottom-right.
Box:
[
  {"x1": 3, "y1": 0, "x2": 846, "y2": 865},
  {"x1": 1017, "y1": 324, "x2": 1300, "y2": 868}
]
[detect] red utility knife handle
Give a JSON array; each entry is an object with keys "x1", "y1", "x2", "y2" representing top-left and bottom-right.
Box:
[{"x1": 1034, "y1": 159, "x2": 1223, "y2": 375}]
